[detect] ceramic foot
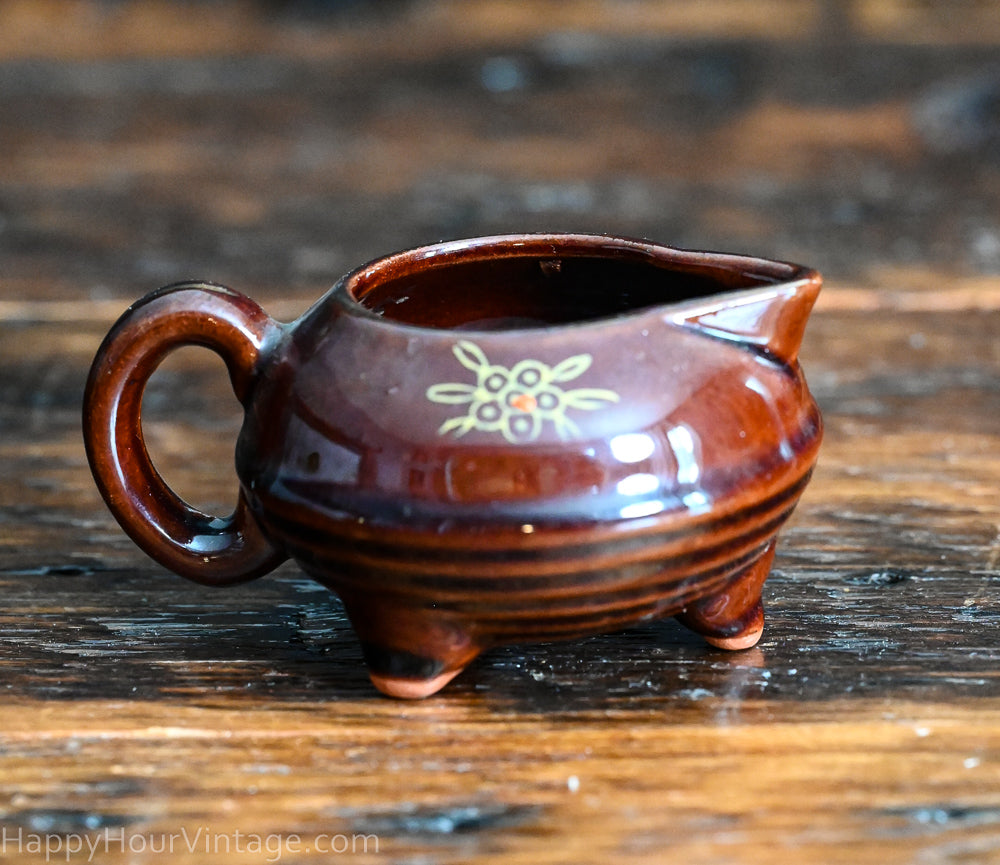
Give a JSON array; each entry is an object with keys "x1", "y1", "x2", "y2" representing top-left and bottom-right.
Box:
[
  {"x1": 340, "y1": 593, "x2": 479, "y2": 698},
  {"x1": 698, "y1": 601, "x2": 764, "y2": 651},
  {"x1": 368, "y1": 666, "x2": 466, "y2": 700},
  {"x1": 357, "y1": 640, "x2": 478, "y2": 699},
  {"x1": 675, "y1": 540, "x2": 776, "y2": 651}
]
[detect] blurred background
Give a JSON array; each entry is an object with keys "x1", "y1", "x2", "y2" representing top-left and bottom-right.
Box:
[{"x1": 2, "y1": 0, "x2": 999, "y2": 307}]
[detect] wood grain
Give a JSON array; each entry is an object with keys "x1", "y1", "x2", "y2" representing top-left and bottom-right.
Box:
[{"x1": 2, "y1": 1, "x2": 1000, "y2": 862}]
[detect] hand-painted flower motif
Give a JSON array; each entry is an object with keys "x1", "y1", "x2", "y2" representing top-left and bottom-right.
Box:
[{"x1": 426, "y1": 341, "x2": 619, "y2": 443}]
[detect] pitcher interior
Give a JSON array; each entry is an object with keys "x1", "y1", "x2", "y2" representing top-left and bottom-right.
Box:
[{"x1": 351, "y1": 250, "x2": 781, "y2": 330}]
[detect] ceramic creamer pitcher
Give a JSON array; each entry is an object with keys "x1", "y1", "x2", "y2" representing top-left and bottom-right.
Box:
[{"x1": 84, "y1": 234, "x2": 822, "y2": 697}]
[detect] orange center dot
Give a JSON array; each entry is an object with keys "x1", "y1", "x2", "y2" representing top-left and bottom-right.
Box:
[{"x1": 510, "y1": 393, "x2": 537, "y2": 413}]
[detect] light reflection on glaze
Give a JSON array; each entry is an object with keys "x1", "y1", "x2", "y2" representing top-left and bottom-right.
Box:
[
  {"x1": 615, "y1": 472, "x2": 660, "y2": 498},
  {"x1": 667, "y1": 424, "x2": 702, "y2": 485},
  {"x1": 619, "y1": 500, "x2": 666, "y2": 519},
  {"x1": 609, "y1": 432, "x2": 656, "y2": 464}
]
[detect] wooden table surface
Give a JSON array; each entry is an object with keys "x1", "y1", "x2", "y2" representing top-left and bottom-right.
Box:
[{"x1": 2, "y1": 2, "x2": 1000, "y2": 862}]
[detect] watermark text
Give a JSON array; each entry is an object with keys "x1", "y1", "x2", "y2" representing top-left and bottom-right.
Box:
[{"x1": 1, "y1": 825, "x2": 379, "y2": 862}]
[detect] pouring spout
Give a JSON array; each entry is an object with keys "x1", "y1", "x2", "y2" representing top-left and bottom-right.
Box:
[{"x1": 669, "y1": 270, "x2": 822, "y2": 366}]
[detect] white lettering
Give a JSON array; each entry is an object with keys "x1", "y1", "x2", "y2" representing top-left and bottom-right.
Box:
[
  {"x1": 181, "y1": 826, "x2": 204, "y2": 853},
  {"x1": 1, "y1": 826, "x2": 21, "y2": 852}
]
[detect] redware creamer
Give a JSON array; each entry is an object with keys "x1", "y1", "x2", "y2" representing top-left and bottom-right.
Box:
[{"x1": 84, "y1": 234, "x2": 822, "y2": 698}]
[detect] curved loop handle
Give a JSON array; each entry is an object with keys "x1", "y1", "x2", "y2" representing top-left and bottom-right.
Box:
[{"x1": 83, "y1": 282, "x2": 287, "y2": 585}]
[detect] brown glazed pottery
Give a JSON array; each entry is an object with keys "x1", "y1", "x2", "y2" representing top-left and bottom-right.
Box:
[{"x1": 83, "y1": 234, "x2": 823, "y2": 698}]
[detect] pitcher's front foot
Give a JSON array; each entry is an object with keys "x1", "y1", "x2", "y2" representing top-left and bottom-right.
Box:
[
  {"x1": 368, "y1": 665, "x2": 466, "y2": 699},
  {"x1": 342, "y1": 591, "x2": 480, "y2": 698},
  {"x1": 360, "y1": 642, "x2": 474, "y2": 699}
]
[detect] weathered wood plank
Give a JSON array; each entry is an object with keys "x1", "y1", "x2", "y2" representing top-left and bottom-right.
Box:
[{"x1": 0, "y1": 698, "x2": 997, "y2": 864}]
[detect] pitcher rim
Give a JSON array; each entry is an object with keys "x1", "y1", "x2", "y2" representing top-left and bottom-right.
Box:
[{"x1": 327, "y1": 232, "x2": 821, "y2": 336}]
